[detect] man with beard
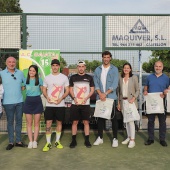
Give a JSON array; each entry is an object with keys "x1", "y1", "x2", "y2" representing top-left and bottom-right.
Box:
[
  {"x1": 69, "y1": 61, "x2": 94, "y2": 148},
  {"x1": 93, "y1": 51, "x2": 119, "y2": 147},
  {"x1": 143, "y1": 61, "x2": 169, "y2": 147}
]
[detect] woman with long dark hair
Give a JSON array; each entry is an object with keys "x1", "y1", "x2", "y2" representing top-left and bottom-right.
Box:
[
  {"x1": 23, "y1": 65, "x2": 43, "y2": 149},
  {"x1": 117, "y1": 63, "x2": 139, "y2": 148}
]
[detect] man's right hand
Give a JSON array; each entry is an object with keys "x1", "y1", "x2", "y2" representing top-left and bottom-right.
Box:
[{"x1": 99, "y1": 93, "x2": 106, "y2": 101}]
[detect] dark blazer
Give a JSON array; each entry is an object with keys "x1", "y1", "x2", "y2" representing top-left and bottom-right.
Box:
[{"x1": 118, "y1": 74, "x2": 139, "y2": 109}]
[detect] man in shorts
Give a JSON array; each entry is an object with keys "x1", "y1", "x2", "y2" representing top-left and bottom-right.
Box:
[
  {"x1": 42, "y1": 59, "x2": 69, "y2": 152},
  {"x1": 69, "y1": 60, "x2": 95, "y2": 148}
]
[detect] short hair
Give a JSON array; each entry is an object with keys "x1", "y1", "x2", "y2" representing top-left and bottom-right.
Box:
[{"x1": 102, "y1": 51, "x2": 112, "y2": 58}]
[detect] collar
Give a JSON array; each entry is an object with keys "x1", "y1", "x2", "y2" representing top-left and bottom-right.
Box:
[{"x1": 5, "y1": 67, "x2": 17, "y2": 73}]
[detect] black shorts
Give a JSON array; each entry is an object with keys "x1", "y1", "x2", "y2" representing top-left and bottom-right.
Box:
[
  {"x1": 70, "y1": 104, "x2": 91, "y2": 121},
  {"x1": 44, "y1": 107, "x2": 65, "y2": 121}
]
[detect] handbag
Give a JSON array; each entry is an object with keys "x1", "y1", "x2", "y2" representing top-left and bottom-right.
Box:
[
  {"x1": 94, "y1": 98, "x2": 114, "y2": 120},
  {"x1": 145, "y1": 92, "x2": 164, "y2": 114},
  {"x1": 123, "y1": 100, "x2": 140, "y2": 123}
]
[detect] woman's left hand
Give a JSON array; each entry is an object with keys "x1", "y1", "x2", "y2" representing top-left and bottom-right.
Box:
[{"x1": 128, "y1": 97, "x2": 135, "y2": 104}]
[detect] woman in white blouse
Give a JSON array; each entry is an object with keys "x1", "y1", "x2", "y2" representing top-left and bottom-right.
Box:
[{"x1": 117, "y1": 63, "x2": 139, "y2": 148}]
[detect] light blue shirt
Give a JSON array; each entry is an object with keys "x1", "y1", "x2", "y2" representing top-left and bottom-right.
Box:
[
  {"x1": 24, "y1": 78, "x2": 43, "y2": 96},
  {"x1": 0, "y1": 68, "x2": 25, "y2": 104},
  {"x1": 94, "y1": 64, "x2": 118, "y2": 100}
]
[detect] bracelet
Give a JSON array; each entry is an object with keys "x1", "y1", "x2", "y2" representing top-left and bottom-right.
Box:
[{"x1": 73, "y1": 97, "x2": 76, "y2": 99}]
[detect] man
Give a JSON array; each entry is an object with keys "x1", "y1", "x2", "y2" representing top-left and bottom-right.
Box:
[
  {"x1": 143, "y1": 61, "x2": 169, "y2": 147},
  {"x1": 93, "y1": 51, "x2": 119, "y2": 147},
  {"x1": 0, "y1": 56, "x2": 26, "y2": 150},
  {"x1": 69, "y1": 60, "x2": 94, "y2": 148},
  {"x1": 42, "y1": 59, "x2": 69, "y2": 152}
]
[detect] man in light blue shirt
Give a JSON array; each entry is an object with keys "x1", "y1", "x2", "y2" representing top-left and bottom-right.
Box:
[{"x1": 0, "y1": 56, "x2": 27, "y2": 150}]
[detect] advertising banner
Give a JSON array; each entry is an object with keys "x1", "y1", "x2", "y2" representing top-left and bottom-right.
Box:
[
  {"x1": 19, "y1": 49, "x2": 60, "y2": 132},
  {"x1": 106, "y1": 16, "x2": 170, "y2": 48}
]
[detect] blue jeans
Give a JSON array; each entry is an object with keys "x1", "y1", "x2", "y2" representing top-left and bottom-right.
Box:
[{"x1": 3, "y1": 102, "x2": 23, "y2": 143}]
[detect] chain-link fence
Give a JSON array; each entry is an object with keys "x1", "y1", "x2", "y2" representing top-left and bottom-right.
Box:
[{"x1": 0, "y1": 13, "x2": 170, "y2": 132}]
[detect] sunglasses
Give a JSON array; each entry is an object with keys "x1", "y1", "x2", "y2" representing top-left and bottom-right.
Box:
[{"x1": 11, "y1": 74, "x2": 17, "y2": 80}]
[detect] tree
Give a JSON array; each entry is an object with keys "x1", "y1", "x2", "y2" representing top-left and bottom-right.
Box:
[
  {"x1": 0, "y1": 0, "x2": 23, "y2": 69},
  {"x1": 110, "y1": 59, "x2": 128, "y2": 71},
  {"x1": 142, "y1": 57, "x2": 159, "y2": 73},
  {"x1": 60, "y1": 56, "x2": 67, "y2": 72},
  {"x1": 142, "y1": 50, "x2": 170, "y2": 73},
  {"x1": 0, "y1": 0, "x2": 22, "y2": 13}
]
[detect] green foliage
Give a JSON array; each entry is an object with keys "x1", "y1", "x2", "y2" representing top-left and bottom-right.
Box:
[
  {"x1": 83, "y1": 59, "x2": 128, "y2": 72},
  {"x1": 142, "y1": 50, "x2": 170, "y2": 73},
  {"x1": 60, "y1": 56, "x2": 67, "y2": 72},
  {"x1": 142, "y1": 58, "x2": 159, "y2": 73},
  {"x1": 85, "y1": 60, "x2": 102, "y2": 72},
  {"x1": 110, "y1": 59, "x2": 128, "y2": 71},
  {"x1": 0, "y1": 0, "x2": 22, "y2": 13},
  {"x1": 68, "y1": 64, "x2": 77, "y2": 69}
]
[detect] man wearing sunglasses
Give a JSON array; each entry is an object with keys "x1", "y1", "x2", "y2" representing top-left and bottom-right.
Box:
[{"x1": 0, "y1": 56, "x2": 26, "y2": 150}]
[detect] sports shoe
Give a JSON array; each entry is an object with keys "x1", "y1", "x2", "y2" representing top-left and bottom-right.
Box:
[
  {"x1": 93, "y1": 137, "x2": 103, "y2": 146},
  {"x1": 32, "y1": 141, "x2": 37, "y2": 149},
  {"x1": 55, "y1": 141, "x2": 63, "y2": 149},
  {"x1": 43, "y1": 143, "x2": 52, "y2": 152},
  {"x1": 28, "y1": 142, "x2": 33, "y2": 149},
  {"x1": 160, "y1": 140, "x2": 167, "y2": 147},
  {"x1": 84, "y1": 141, "x2": 92, "y2": 148},
  {"x1": 112, "y1": 138, "x2": 118, "y2": 148},
  {"x1": 145, "y1": 139, "x2": 154, "y2": 145},
  {"x1": 122, "y1": 138, "x2": 130, "y2": 145},
  {"x1": 69, "y1": 140, "x2": 77, "y2": 148},
  {"x1": 128, "y1": 140, "x2": 135, "y2": 148}
]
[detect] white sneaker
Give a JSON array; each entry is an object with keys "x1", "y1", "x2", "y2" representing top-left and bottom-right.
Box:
[
  {"x1": 122, "y1": 138, "x2": 130, "y2": 145},
  {"x1": 112, "y1": 138, "x2": 118, "y2": 147},
  {"x1": 28, "y1": 142, "x2": 33, "y2": 149},
  {"x1": 32, "y1": 141, "x2": 38, "y2": 149},
  {"x1": 128, "y1": 140, "x2": 135, "y2": 148},
  {"x1": 93, "y1": 137, "x2": 103, "y2": 146}
]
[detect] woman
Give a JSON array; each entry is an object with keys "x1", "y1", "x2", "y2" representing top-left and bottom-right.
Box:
[
  {"x1": 23, "y1": 65, "x2": 43, "y2": 149},
  {"x1": 117, "y1": 63, "x2": 139, "y2": 148}
]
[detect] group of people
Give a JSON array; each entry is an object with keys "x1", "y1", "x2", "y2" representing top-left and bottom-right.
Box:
[{"x1": 0, "y1": 51, "x2": 169, "y2": 152}]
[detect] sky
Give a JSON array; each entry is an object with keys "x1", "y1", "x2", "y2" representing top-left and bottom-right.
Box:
[{"x1": 20, "y1": 0, "x2": 170, "y2": 14}]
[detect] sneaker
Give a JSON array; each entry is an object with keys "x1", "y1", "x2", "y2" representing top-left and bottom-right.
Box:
[
  {"x1": 69, "y1": 140, "x2": 77, "y2": 148},
  {"x1": 84, "y1": 141, "x2": 92, "y2": 148},
  {"x1": 6, "y1": 144, "x2": 14, "y2": 150},
  {"x1": 93, "y1": 137, "x2": 103, "y2": 146},
  {"x1": 15, "y1": 142, "x2": 28, "y2": 147},
  {"x1": 42, "y1": 143, "x2": 52, "y2": 152},
  {"x1": 112, "y1": 138, "x2": 118, "y2": 148},
  {"x1": 160, "y1": 140, "x2": 167, "y2": 147},
  {"x1": 55, "y1": 141, "x2": 63, "y2": 149},
  {"x1": 32, "y1": 141, "x2": 37, "y2": 149},
  {"x1": 122, "y1": 138, "x2": 130, "y2": 145},
  {"x1": 128, "y1": 140, "x2": 135, "y2": 148},
  {"x1": 28, "y1": 142, "x2": 33, "y2": 149}
]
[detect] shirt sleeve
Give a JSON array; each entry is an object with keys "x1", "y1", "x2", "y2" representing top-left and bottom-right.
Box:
[
  {"x1": 39, "y1": 78, "x2": 43, "y2": 86},
  {"x1": 43, "y1": 77, "x2": 48, "y2": 87}
]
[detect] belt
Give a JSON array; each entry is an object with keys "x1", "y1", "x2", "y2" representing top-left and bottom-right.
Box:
[{"x1": 122, "y1": 97, "x2": 128, "y2": 100}]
